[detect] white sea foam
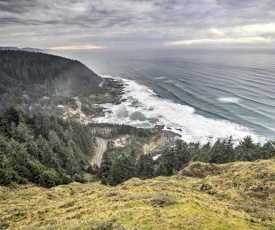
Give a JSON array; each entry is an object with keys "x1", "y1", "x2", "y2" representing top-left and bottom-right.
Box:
[
  {"x1": 95, "y1": 76, "x2": 265, "y2": 144},
  {"x1": 217, "y1": 97, "x2": 240, "y2": 103},
  {"x1": 154, "y1": 77, "x2": 166, "y2": 80}
]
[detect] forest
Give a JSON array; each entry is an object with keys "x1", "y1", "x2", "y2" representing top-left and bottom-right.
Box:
[
  {"x1": 98, "y1": 136, "x2": 275, "y2": 186},
  {"x1": 0, "y1": 106, "x2": 159, "y2": 188},
  {"x1": 0, "y1": 50, "x2": 105, "y2": 114},
  {"x1": 0, "y1": 106, "x2": 96, "y2": 187}
]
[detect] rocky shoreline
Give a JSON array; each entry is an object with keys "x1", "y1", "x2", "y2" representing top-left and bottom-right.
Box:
[
  {"x1": 89, "y1": 77, "x2": 181, "y2": 153},
  {"x1": 151, "y1": 125, "x2": 182, "y2": 157},
  {"x1": 95, "y1": 77, "x2": 125, "y2": 117},
  {"x1": 103, "y1": 77, "x2": 126, "y2": 105}
]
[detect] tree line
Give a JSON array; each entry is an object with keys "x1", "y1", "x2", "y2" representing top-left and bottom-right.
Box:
[
  {"x1": 89, "y1": 122, "x2": 157, "y2": 138},
  {"x1": 98, "y1": 136, "x2": 275, "y2": 186}
]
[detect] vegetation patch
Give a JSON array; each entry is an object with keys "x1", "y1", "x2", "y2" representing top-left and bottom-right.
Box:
[
  {"x1": 89, "y1": 94, "x2": 109, "y2": 103},
  {"x1": 182, "y1": 162, "x2": 223, "y2": 178},
  {"x1": 0, "y1": 50, "x2": 105, "y2": 116},
  {"x1": 150, "y1": 194, "x2": 178, "y2": 207}
]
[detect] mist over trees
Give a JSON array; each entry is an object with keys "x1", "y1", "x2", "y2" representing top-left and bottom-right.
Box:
[{"x1": 0, "y1": 50, "x2": 105, "y2": 113}]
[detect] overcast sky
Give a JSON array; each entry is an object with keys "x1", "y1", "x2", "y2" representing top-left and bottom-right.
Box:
[{"x1": 1, "y1": 0, "x2": 275, "y2": 50}]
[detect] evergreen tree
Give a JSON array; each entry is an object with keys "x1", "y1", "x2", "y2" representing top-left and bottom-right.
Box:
[
  {"x1": 197, "y1": 142, "x2": 211, "y2": 162},
  {"x1": 0, "y1": 155, "x2": 14, "y2": 185},
  {"x1": 137, "y1": 154, "x2": 154, "y2": 178},
  {"x1": 154, "y1": 162, "x2": 168, "y2": 177},
  {"x1": 108, "y1": 154, "x2": 137, "y2": 186},
  {"x1": 38, "y1": 169, "x2": 60, "y2": 188},
  {"x1": 98, "y1": 152, "x2": 113, "y2": 182},
  {"x1": 174, "y1": 140, "x2": 191, "y2": 169},
  {"x1": 156, "y1": 148, "x2": 176, "y2": 176},
  {"x1": 234, "y1": 136, "x2": 258, "y2": 161},
  {"x1": 209, "y1": 137, "x2": 234, "y2": 163}
]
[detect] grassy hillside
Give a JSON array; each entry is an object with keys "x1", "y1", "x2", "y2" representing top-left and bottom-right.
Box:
[{"x1": 1, "y1": 159, "x2": 274, "y2": 229}]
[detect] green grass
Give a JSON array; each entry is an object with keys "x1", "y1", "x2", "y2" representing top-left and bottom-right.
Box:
[{"x1": 0, "y1": 160, "x2": 274, "y2": 229}]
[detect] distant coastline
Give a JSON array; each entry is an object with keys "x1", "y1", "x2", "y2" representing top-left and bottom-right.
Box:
[{"x1": 0, "y1": 46, "x2": 49, "y2": 53}]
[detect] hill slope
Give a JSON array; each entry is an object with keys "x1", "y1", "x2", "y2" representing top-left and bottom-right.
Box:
[
  {"x1": 1, "y1": 159, "x2": 274, "y2": 229},
  {"x1": 0, "y1": 50, "x2": 104, "y2": 115},
  {"x1": 0, "y1": 107, "x2": 96, "y2": 187}
]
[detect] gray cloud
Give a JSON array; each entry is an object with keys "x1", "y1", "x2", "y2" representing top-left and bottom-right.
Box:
[
  {"x1": 0, "y1": 0, "x2": 39, "y2": 13},
  {"x1": 0, "y1": 0, "x2": 274, "y2": 48}
]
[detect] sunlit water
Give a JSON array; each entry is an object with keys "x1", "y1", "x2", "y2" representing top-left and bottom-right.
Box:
[{"x1": 53, "y1": 48, "x2": 275, "y2": 144}]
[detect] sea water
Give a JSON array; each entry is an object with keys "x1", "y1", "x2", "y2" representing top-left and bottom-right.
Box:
[{"x1": 53, "y1": 48, "x2": 275, "y2": 144}]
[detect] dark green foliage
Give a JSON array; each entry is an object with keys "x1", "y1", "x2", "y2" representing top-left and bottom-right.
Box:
[
  {"x1": 38, "y1": 169, "x2": 61, "y2": 188},
  {"x1": 137, "y1": 154, "x2": 154, "y2": 178},
  {"x1": 154, "y1": 162, "x2": 168, "y2": 177},
  {"x1": 98, "y1": 152, "x2": 113, "y2": 181},
  {"x1": 155, "y1": 140, "x2": 191, "y2": 176},
  {"x1": 234, "y1": 136, "x2": 259, "y2": 161},
  {"x1": 180, "y1": 136, "x2": 275, "y2": 165},
  {"x1": 0, "y1": 107, "x2": 95, "y2": 187},
  {"x1": 90, "y1": 123, "x2": 156, "y2": 139},
  {"x1": 99, "y1": 135, "x2": 275, "y2": 186},
  {"x1": 98, "y1": 152, "x2": 138, "y2": 186},
  {"x1": 259, "y1": 141, "x2": 275, "y2": 159},
  {"x1": 0, "y1": 50, "x2": 105, "y2": 113},
  {"x1": 108, "y1": 154, "x2": 137, "y2": 186},
  {"x1": 0, "y1": 155, "x2": 15, "y2": 185},
  {"x1": 209, "y1": 137, "x2": 234, "y2": 163}
]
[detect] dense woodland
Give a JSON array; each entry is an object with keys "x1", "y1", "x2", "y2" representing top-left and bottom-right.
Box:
[
  {"x1": 0, "y1": 107, "x2": 95, "y2": 187},
  {"x1": 0, "y1": 50, "x2": 105, "y2": 114},
  {"x1": 98, "y1": 136, "x2": 275, "y2": 186}
]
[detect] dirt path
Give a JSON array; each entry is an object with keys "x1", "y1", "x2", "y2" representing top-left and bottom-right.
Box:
[
  {"x1": 95, "y1": 137, "x2": 108, "y2": 166},
  {"x1": 74, "y1": 96, "x2": 81, "y2": 113},
  {"x1": 99, "y1": 79, "x2": 105, "y2": 87}
]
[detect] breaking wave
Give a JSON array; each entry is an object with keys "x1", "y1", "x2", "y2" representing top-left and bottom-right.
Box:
[
  {"x1": 95, "y1": 76, "x2": 265, "y2": 144},
  {"x1": 217, "y1": 97, "x2": 240, "y2": 103}
]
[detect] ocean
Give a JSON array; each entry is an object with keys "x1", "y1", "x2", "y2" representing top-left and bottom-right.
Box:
[{"x1": 53, "y1": 48, "x2": 275, "y2": 144}]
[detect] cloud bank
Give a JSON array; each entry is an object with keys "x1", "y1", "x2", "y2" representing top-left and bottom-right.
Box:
[{"x1": 0, "y1": 0, "x2": 275, "y2": 48}]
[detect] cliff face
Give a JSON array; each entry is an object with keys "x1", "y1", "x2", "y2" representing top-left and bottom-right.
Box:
[
  {"x1": 1, "y1": 159, "x2": 274, "y2": 230},
  {"x1": 143, "y1": 134, "x2": 165, "y2": 154}
]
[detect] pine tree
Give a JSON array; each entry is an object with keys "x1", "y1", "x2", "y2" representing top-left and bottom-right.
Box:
[
  {"x1": 234, "y1": 136, "x2": 257, "y2": 161},
  {"x1": 0, "y1": 148, "x2": 14, "y2": 185},
  {"x1": 154, "y1": 162, "x2": 168, "y2": 176},
  {"x1": 137, "y1": 154, "x2": 154, "y2": 178},
  {"x1": 108, "y1": 154, "x2": 137, "y2": 186},
  {"x1": 98, "y1": 152, "x2": 113, "y2": 182}
]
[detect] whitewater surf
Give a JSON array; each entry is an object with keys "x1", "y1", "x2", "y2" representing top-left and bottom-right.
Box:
[{"x1": 95, "y1": 76, "x2": 265, "y2": 145}]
